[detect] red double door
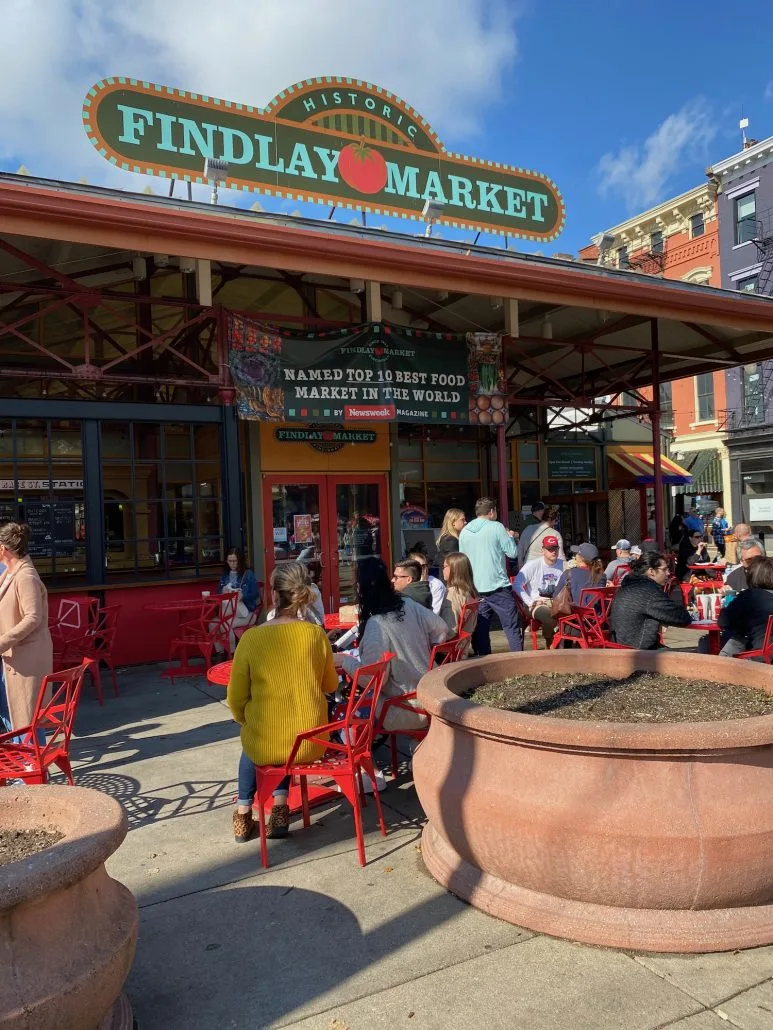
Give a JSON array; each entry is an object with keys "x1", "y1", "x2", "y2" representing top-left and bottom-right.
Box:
[{"x1": 262, "y1": 474, "x2": 389, "y2": 615}]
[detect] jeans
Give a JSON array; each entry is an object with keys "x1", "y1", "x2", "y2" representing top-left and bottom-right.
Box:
[
  {"x1": 0, "y1": 659, "x2": 10, "y2": 733},
  {"x1": 472, "y1": 587, "x2": 523, "y2": 655},
  {"x1": 237, "y1": 751, "x2": 290, "y2": 808}
]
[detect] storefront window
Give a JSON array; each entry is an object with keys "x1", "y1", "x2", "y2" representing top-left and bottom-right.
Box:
[
  {"x1": 101, "y1": 421, "x2": 224, "y2": 580},
  {"x1": 397, "y1": 428, "x2": 483, "y2": 527},
  {"x1": 0, "y1": 419, "x2": 87, "y2": 584}
]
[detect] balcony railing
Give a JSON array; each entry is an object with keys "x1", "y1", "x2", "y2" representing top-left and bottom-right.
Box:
[{"x1": 719, "y1": 407, "x2": 769, "y2": 431}]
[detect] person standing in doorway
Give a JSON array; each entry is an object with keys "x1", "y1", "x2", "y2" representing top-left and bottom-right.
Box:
[
  {"x1": 711, "y1": 507, "x2": 729, "y2": 560},
  {"x1": 459, "y1": 497, "x2": 522, "y2": 654}
]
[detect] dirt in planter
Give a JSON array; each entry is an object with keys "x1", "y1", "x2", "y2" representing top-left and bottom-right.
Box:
[
  {"x1": 0, "y1": 828, "x2": 64, "y2": 867},
  {"x1": 466, "y1": 671, "x2": 773, "y2": 723}
]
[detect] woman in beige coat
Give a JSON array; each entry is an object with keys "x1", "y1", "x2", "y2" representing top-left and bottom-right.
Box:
[{"x1": 0, "y1": 522, "x2": 53, "y2": 732}]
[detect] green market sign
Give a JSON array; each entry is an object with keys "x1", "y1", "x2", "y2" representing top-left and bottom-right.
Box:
[
  {"x1": 275, "y1": 427, "x2": 377, "y2": 450},
  {"x1": 83, "y1": 76, "x2": 565, "y2": 240}
]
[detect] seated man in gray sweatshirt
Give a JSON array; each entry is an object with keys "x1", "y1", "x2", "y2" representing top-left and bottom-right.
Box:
[{"x1": 459, "y1": 496, "x2": 521, "y2": 655}]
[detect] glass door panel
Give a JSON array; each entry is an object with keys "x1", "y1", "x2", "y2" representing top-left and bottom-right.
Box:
[
  {"x1": 266, "y1": 480, "x2": 325, "y2": 600},
  {"x1": 328, "y1": 478, "x2": 387, "y2": 611}
]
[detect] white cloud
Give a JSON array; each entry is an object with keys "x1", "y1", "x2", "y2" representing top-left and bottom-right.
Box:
[
  {"x1": 0, "y1": 0, "x2": 518, "y2": 191},
  {"x1": 596, "y1": 99, "x2": 717, "y2": 211}
]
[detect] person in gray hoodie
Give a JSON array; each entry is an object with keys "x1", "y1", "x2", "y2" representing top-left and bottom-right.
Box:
[{"x1": 459, "y1": 496, "x2": 522, "y2": 654}]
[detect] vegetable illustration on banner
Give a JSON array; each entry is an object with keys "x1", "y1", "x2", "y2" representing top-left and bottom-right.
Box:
[{"x1": 228, "y1": 314, "x2": 504, "y2": 425}]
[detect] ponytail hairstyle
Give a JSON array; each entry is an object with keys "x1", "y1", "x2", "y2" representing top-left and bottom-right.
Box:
[
  {"x1": 588, "y1": 557, "x2": 605, "y2": 587},
  {"x1": 270, "y1": 561, "x2": 315, "y2": 619}
]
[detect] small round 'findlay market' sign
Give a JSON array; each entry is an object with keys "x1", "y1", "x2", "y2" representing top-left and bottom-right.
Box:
[{"x1": 83, "y1": 75, "x2": 565, "y2": 241}]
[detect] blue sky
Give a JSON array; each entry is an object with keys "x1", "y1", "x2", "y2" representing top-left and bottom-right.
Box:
[{"x1": 1, "y1": 0, "x2": 772, "y2": 256}]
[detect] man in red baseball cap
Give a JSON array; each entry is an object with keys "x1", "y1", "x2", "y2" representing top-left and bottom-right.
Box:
[{"x1": 513, "y1": 534, "x2": 564, "y2": 648}]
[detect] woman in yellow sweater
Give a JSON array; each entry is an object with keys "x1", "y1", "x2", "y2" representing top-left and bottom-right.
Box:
[{"x1": 228, "y1": 562, "x2": 338, "y2": 843}]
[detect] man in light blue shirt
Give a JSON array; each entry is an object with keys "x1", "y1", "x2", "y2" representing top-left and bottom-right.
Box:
[{"x1": 460, "y1": 496, "x2": 522, "y2": 654}]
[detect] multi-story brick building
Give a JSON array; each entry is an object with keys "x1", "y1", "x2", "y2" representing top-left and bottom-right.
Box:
[
  {"x1": 580, "y1": 184, "x2": 728, "y2": 518},
  {"x1": 709, "y1": 136, "x2": 773, "y2": 535}
]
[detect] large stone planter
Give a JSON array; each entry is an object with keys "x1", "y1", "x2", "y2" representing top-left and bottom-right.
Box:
[
  {"x1": 414, "y1": 649, "x2": 773, "y2": 953},
  {"x1": 0, "y1": 786, "x2": 138, "y2": 1029}
]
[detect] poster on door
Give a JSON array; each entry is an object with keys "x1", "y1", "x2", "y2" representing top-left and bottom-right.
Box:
[
  {"x1": 228, "y1": 315, "x2": 505, "y2": 425},
  {"x1": 293, "y1": 514, "x2": 314, "y2": 545}
]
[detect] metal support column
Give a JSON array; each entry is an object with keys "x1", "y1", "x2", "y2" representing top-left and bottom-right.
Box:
[
  {"x1": 650, "y1": 319, "x2": 665, "y2": 549},
  {"x1": 221, "y1": 403, "x2": 245, "y2": 550},
  {"x1": 82, "y1": 420, "x2": 105, "y2": 585},
  {"x1": 497, "y1": 425, "x2": 509, "y2": 526}
]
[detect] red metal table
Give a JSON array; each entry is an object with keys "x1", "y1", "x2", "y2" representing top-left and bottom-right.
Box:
[
  {"x1": 684, "y1": 620, "x2": 722, "y2": 655},
  {"x1": 144, "y1": 598, "x2": 210, "y2": 678},
  {"x1": 324, "y1": 614, "x2": 356, "y2": 632},
  {"x1": 206, "y1": 659, "x2": 341, "y2": 817}
]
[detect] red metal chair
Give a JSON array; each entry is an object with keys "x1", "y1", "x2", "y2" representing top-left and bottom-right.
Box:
[
  {"x1": 233, "y1": 582, "x2": 265, "y2": 644},
  {"x1": 515, "y1": 594, "x2": 541, "y2": 651},
  {"x1": 49, "y1": 596, "x2": 99, "y2": 665},
  {"x1": 734, "y1": 615, "x2": 773, "y2": 664},
  {"x1": 170, "y1": 593, "x2": 238, "y2": 673},
  {"x1": 377, "y1": 632, "x2": 472, "y2": 779},
  {"x1": 0, "y1": 660, "x2": 92, "y2": 785},
  {"x1": 579, "y1": 587, "x2": 615, "y2": 628},
  {"x1": 457, "y1": 598, "x2": 480, "y2": 637},
  {"x1": 58, "y1": 605, "x2": 121, "y2": 704},
  {"x1": 252, "y1": 652, "x2": 395, "y2": 868},
  {"x1": 612, "y1": 565, "x2": 631, "y2": 586},
  {"x1": 552, "y1": 605, "x2": 607, "y2": 649}
]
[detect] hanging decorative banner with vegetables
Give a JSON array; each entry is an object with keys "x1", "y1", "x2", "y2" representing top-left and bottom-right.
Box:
[
  {"x1": 228, "y1": 315, "x2": 504, "y2": 425},
  {"x1": 83, "y1": 75, "x2": 564, "y2": 240}
]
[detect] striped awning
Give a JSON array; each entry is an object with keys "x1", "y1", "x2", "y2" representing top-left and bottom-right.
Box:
[
  {"x1": 609, "y1": 447, "x2": 693, "y2": 485},
  {"x1": 673, "y1": 450, "x2": 722, "y2": 495}
]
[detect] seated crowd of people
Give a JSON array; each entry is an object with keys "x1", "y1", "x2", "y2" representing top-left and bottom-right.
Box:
[{"x1": 223, "y1": 498, "x2": 770, "y2": 846}]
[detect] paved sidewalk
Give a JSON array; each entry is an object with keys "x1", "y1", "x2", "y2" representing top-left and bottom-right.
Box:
[{"x1": 66, "y1": 641, "x2": 773, "y2": 1030}]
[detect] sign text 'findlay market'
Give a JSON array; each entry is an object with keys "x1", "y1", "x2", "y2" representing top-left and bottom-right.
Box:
[{"x1": 83, "y1": 76, "x2": 565, "y2": 239}]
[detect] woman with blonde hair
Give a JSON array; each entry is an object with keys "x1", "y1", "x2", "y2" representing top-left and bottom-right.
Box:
[
  {"x1": 228, "y1": 561, "x2": 338, "y2": 844},
  {"x1": 440, "y1": 551, "x2": 479, "y2": 637},
  {"x1": 0, "y1": 522, "x2": 53, "y2": 735},
  {"x1": 435, "y1": 508, "x2": 467, "y2": 564}
]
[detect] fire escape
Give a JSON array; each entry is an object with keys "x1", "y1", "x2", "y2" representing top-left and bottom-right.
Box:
[
  {"x1": 626, "y1": 249, "x2": 665, "y2": 276},
  {"x1": 753, "y1": 210, "x2": 773, "y2": 296}
]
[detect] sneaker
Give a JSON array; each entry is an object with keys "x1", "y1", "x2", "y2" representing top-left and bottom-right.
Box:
[
  {"x1": 266, "y1": 803, "x2": 290, "y2": 839},
  {"x1": 232, "y1": 809, "x2": 254, "y2": 844}
]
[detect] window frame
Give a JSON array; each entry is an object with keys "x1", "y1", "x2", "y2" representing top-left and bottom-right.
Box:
[
  {"x1": 650, "y1": 230, "x2": 664, "y2": 255},
  {"x1": 695, "y1": 373, "x2": 715, "y2": 423},
  {"x1": 690, "y1": 212, "x2": 705, "y2": 238},
  {"x1": 735, "y1": 192, "x2": 757, "y2": 246}
]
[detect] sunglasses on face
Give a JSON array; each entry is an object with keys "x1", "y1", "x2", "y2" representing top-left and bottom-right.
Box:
[{"x1": 544, "y1": 546, "x2": 559, "y2": 552}]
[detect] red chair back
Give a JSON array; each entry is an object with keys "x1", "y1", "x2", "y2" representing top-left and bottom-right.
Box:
[
  {"x1": 570, "y1": 606, "x2": 607, "y2": 648},
  {"x1": 457, "y1": 599, "x2": 480, "y2": 637},
  {"x1": 612, "y1": 565, "x2": 631, "y2": 586},
  {"x1": 21, "y1": 661, "x2": 91, "y2": 768},
  {"x1": 342, "y1": 652, "x2": 395, "y2": 757},
  {"x1": 429, "y1": 631, "x2": 472, "y2": 668},
  {"x1": 579, "y1": 588, "x2": 614, "y2": 627}
]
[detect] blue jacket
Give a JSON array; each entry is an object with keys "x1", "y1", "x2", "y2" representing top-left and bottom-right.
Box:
[
  {"x1": 682, "y1": 514, "x2": 705, "y2": 535},
  {"x1": 218, "y1": 569, "x2": 260, "y2": 612},
  {"x1": 459, "y1": 518, "x2": 517, "y2": 593}
]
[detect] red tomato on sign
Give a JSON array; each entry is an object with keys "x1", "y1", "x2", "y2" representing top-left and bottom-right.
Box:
[{"x1": 337, "y1": 142, "x2": 388, "y2": 195}]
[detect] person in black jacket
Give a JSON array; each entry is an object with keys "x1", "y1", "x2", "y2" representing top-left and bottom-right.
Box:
[
  {"x1": 676, "y1": 530, "x2": 711, "y2": 581},
  {"x1": 608, "y1": 551, "x2": 692, "y2": 650},
  {"x1": 435, "y1": 508, "x2": 466, "y2": 565},
  {"x1": 718, "y1": 556, "x2": 773, "y2": 656},
  {"x1": 392, "y1": 559, "x2": 432, "y2": 609}
]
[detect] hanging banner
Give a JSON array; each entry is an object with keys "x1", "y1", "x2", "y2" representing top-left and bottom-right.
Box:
[
  {"x1": 82, "y1": 76, "x2": 564, "y2": 241},
  {"x1": 228, "y1": 315, "x2": 502, "y2": 425}
]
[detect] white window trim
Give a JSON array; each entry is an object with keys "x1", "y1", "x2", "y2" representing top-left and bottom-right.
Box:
[
  {"x1": 694, "y1": 373, "x2": 716, "y2": 424},
  {"x1": 682, "y1": 266, "x2": 712, "y2": 285},
  {"x1": 730, "y1": 262, "x2": 763, "y2": 282},
  {"x1": 725, "y1": 177, "x2": 760, "y2": 202}
]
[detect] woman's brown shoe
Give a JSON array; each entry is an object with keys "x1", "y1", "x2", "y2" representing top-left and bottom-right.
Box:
[
  {"x1": 233, "y1": 809, "x2": 254, "y2": 844},
  {"x1": 266, "y1": 803, "x2": 290, "y2": 839}
]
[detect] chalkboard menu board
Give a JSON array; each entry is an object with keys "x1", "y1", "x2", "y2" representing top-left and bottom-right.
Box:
[
  {"x1": 0, "y1": 503, "x2": 17, "y2": 525},
  {"x1": 547, "y1": 447, "x2": 597, "y2": 481},
  {"x1": 24, "y1": 501, "x2": 76, "y2": 558}
]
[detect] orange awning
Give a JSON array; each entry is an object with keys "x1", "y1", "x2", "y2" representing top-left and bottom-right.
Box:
[{"x1": 608, "y1": 447, "x2": 692, "y2": 485}]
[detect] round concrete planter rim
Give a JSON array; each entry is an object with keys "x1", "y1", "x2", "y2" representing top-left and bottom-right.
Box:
[
  {"x1": 0, "y1": 785, "x2": 128, "y2": 909},
  {"x1": 417, "y1": 649, "x2": 773, "y2": 752}
]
